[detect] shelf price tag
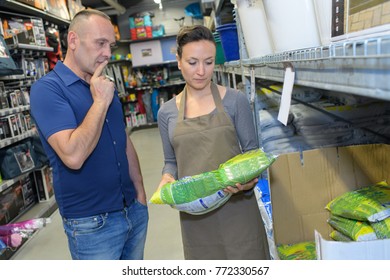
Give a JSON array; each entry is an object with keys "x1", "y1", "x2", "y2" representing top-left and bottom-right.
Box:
[
  {"x1": 277, "y1": 63, "x2": 295, "y2": 126},
  {"x1": 250, "y1": 66, "x2": 255, "y2": 103}
]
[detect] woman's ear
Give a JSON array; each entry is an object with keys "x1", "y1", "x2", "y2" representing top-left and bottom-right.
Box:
[{"x1": 176, "y1": 54, "x2": 181, "y2": 70}]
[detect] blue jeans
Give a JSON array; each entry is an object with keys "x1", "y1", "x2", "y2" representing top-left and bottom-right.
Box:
[{"x1": 62, "y1": 199, "x2": 148, "y2": 260}]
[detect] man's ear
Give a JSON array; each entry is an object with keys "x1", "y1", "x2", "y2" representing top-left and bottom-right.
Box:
[{"x1": 67, "y1": 31, "x2": 78, "y2": 50}]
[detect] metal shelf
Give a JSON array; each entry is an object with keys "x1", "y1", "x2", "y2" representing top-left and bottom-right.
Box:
[
  {"x1": 0, "y1": 105, "x2": 30, "y2": 117},
  {"x1": 218, "y1": 36, "x2": 390, "y2": 101},
  {"x1": 8, "y1": 43, "x2": 53, "y2": 53},
  {"x1": 0, "y1": 129, "x2": 37, "y2": 150},
  {"x1": 0, "y1": 0, "x2": 70, "y2": 25}
]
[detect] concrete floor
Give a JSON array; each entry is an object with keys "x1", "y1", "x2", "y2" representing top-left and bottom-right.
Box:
[{"x1": 11, "y1": 127, "x2": 184, "y2": 260}]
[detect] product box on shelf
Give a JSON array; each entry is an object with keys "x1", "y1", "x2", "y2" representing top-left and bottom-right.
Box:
[
  {"x1": 7, "y1": 114, "x2": 20, "y2": 137},
  {"x1": 152, "y1": 25, "x2": 165, "y2": 38},
  {"x1": 332, "y1": 0, "x2": 390, "y2": 41},
  {"x1": 129, "y1": 15, "x2": 152, "y2": 28},
  {"x1": 268, "y1": 144, "x2": 390, "y2": 259},
  {"x1": 135, "y1": 26, "x2": 152, "y2": 40},
  {"x1": 1, "y1": 16, "x2": 46, "y2": 46},
  {"x1": 0, "y1": 180, "x2": 24, "y2": 224},
  {"x1": 45, "y1": 0, "x2": 70, "y2": 21},
  {"x1": 21, "y1": 174, "x2": 36, "y2": 209},
  {"x1": 67, "y1": 0, "x2": 85, "y2": 20},
  {"x1": 0, "y1": 82, "x2": 9, "y2": 110},
  {"x1": 2, "y1": 17, "x2": 36, "y2": 45},
  {"x1": 15, "y1": 0, "x2": 46, "y2": 10},
  {"x1": 30, "y1": 17, "x2": 46, "y2": 46},
  {"x1": 33, "y1": 165, "x2": 54, "y2": 202},
  {"x1": 0, "y1": 117, "x2": 12, "y2": 139},
  {"x1": 160, "y1": 36, "x2": 176, "y2": 62},
  {"x1": 129, "y1": 14, "x2": 153, "y2": 40},
  {"x1": 130, "y1": 40, "x2": 163, "y2": 67}
]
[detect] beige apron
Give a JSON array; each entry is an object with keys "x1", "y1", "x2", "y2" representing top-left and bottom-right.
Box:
[{"x1": 172, "y1": 83, "x2": 270, "y2": 260}]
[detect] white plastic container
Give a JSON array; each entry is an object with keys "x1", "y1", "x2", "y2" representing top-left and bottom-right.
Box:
[
  {"x1": 313, "y1": 0, "x2": 332, "y2": 46},
  {"x1": 263, "y1": 0, "x2": 321, "y2": 52},
  {"x1": 236, "y1": 0, "x2": 274, "y2": 58}
]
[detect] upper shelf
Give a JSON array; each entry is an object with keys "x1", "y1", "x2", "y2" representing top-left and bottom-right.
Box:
[
  {"x1": 217, "y1": 35, "x2": 390, "y2": 101},
  {"x1": 0, "y1": 0, "x2": 70, "y2": 25}
]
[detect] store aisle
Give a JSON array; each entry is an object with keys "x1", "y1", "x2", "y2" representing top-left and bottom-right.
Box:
[{"x1": 12, "y1": 127, "x2": 184, "y2": 260}]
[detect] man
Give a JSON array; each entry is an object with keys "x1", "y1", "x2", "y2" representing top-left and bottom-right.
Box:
[{"x1": 30, "y1": 9, "x2": 148, "y2": 260}]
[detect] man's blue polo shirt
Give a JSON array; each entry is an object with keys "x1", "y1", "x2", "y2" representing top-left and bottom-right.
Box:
[{"x1": 30, "y1": 61, "x2": 136, "y2": 218}]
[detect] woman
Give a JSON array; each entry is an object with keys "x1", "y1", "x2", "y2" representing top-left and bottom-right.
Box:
[{"x1": 157, "y1": 25, "x2": 269, "y2": 260}]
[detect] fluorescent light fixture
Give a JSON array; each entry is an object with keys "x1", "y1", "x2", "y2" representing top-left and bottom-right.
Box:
[
  {"x1": 102, "y1": 0, "x2": 126, "y2": 14},
  {"x1": 153, "y1": 0, "x2": 163, "y2": 9}
]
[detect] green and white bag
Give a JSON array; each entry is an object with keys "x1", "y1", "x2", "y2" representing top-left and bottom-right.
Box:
[{"x1": 150, "y1": 149, "x2": 276, "y2": 215}]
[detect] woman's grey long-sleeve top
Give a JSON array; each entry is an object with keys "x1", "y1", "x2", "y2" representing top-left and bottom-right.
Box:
[{"x1": 157, "y1": 87, "x2": 258, "y2": 179}]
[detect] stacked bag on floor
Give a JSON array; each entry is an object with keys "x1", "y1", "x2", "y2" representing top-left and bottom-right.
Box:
[
  {"x1": 275, "y1": 181, "x2": 390, "y2": 260},
  {"x1": 277, "y1": 241, "x2": 317, "y2": 260},
  {"x1": 149, "y1": 149, "x2": 276, "y2": 215},
  {"x1": 326, "y1": 181, "x2": 390, "y2": 242}
]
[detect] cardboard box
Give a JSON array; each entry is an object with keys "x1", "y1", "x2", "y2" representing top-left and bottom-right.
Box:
[
  {"x1": 315, "y1": 230, "x2": 390, "y2": 259},
  {"x1": 268, "y1": 144, "x2": 390, "y2": 259},
  {"x1": 332, "y1": 0, "x2": 390, "y2": 41}
]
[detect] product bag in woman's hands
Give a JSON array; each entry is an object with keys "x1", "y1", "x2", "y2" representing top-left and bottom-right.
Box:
[{"x1": 149, "y1": 148, "x2": 277, "y2": 214}]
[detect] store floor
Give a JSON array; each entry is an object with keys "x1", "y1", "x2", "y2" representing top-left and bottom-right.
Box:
[{"x1": 11, "y1": 127, "x2": 184, "y2": 260}]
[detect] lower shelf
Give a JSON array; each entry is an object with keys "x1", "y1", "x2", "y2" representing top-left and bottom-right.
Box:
[{"x1": 0, "y1": 196, "x2": 58, "y2": 260}]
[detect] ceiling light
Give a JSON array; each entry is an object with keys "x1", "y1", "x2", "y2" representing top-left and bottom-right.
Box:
[
  {"x1": 102, "y1": 0, "x2": 126, "y2": 15},
  {"x1": 153, "y1": 0, "x2": 163, "y2": 9}
]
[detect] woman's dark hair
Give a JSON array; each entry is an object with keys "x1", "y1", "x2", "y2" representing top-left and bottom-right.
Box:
[{"x1": 176, "y1": 25, "x2": 216, "y2": 59}]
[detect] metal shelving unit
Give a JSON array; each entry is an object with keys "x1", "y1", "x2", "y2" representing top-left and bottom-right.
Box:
[
  {"x1": 217, "y1": 36, "x2": 390, "y2": 101},
  {"x1": 0, "y1": 0, "x2": 70, "y2": 26}
]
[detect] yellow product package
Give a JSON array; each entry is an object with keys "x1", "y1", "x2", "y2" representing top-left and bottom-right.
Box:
[
  {"x1": 149, "y1": 149, "x2": 276, "y2": 215},
  {"x1": 327, "y1": 214, "x2": 377, "y2": 241},
  {"x1": 329, "y1": 230, "x2": 353, "y2": 241},
  {"x1": 277, "y1": 241, "x2": 317, "y2": 260},
  {"x1": 370, "y1": 217, "x2": 390, "y2": 239},
  {"x1": 326, "y1": 181, "x2": 390, "y2": 222}
]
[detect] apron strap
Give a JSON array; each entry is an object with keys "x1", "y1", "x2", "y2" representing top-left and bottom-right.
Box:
[
  {"x1": 211, "y1": 82, "x2": 225, "y2": 113},
  {"x1": 178, "y1": 83, "x2": 224, "y2": 121},
  {"x1": 177, "y1": 85, "x2": 187, "y2": 121}
]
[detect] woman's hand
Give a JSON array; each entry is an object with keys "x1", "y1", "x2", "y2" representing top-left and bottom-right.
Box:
[
  {"x1": 157, "y1": 173, "x2": 176, "y2": 191},
  {"x1": 223, "y1": 177, "x2": 259, "y2": 194}
]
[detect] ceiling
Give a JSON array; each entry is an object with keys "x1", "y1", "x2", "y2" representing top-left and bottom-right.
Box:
[{"x1": 80, "y1": 0, "x2": 195, "y2": 15}]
